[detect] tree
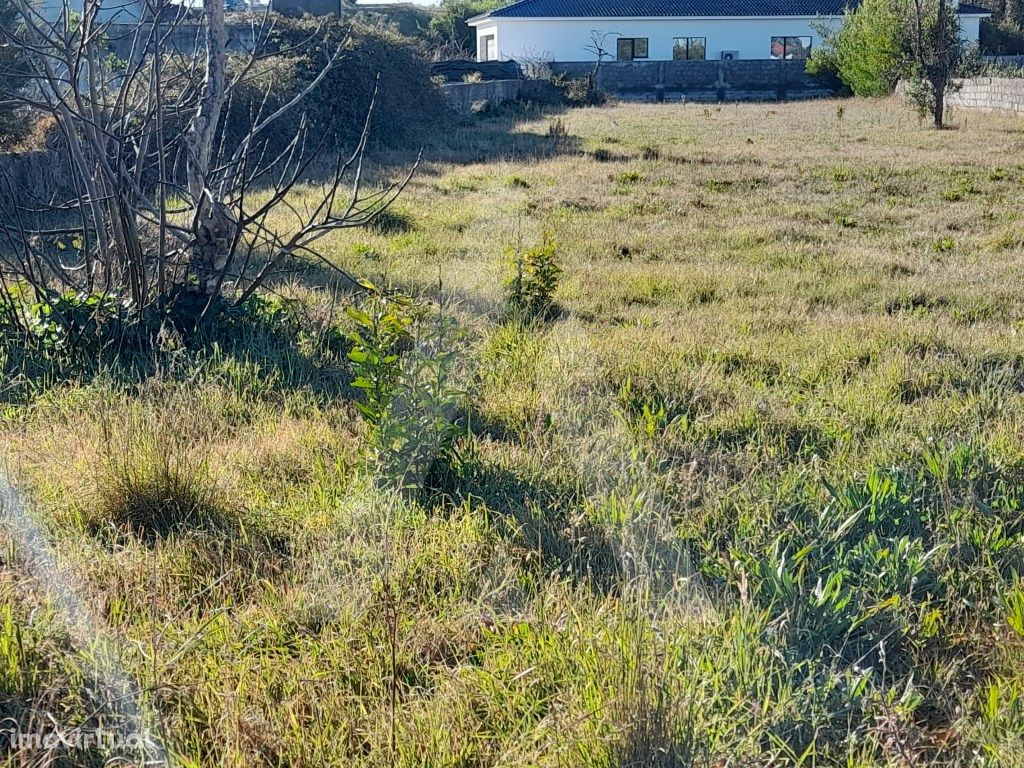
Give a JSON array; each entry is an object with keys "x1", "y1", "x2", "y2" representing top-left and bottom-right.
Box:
[
  {"x1": 583, "y1": 29, "x2": 618, "y2": 85},
  {"x1": 1007, "y1": 0, "x2": 1024, "y2": 29},
  {"x1": 0, "y1": 0, "x2": 31, "y2": 144},
  {"x1": 808, "y1": 0, "x2": 907, "y2": 96},
  {"x1": 906, "y1": 0, "x2": 967, "y2": 127},
  {"x1": 808, "y1": 0, "x2": 969, "y2": 127},
  {"x1": 0, "y1": 0, "x2": 416, "y2": 338},
  {"x1": 427, "y1": 0, "x2": 503, "y2": 59}
]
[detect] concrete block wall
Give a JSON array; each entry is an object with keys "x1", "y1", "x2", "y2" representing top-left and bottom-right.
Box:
[
  {"x1": 948, "y1": 77, "x2": 1024, "y2": 116},
  {"x1": 552, "y1": 59, "x2": 834, "y2": 100}
]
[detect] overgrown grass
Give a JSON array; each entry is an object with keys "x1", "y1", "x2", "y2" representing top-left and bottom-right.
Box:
[{"x1": 2, "y1": 98, "x2": 1024, "y2": 766}]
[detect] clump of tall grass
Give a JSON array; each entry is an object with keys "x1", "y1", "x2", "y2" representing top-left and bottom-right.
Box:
[{"x1": 93, "y1": 408, "x2": 224, "y2": 542}]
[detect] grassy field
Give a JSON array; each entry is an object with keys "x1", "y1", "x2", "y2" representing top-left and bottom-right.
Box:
[{"x1": 2, "y1": 97, "x2": 1024, "y2": 766}]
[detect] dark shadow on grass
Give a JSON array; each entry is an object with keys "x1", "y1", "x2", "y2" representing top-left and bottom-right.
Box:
[
  {"x1": 0, "y1": 295, "x2": 357, "y2": 407},
  {"x1": 426, "y1": 442, "x2": 620, "y2": 594},
  {"x1": 411, "y1": 103, "x2": 584, "y2": 167}
]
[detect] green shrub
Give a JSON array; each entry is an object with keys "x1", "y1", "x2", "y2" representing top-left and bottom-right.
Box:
[
  {"x1": 427, "y1": 0, "x2": 505, "y2": 56},
  {"x1": 505, "y1": 231, "x2": 563, "y2": 322},
  {"x1": 347, "y1": 291, "x2": 465, "y2": 493},
  {"x1": 980, "y1": 17, "x2": 1024, "y2": 55},
  {"x1": 347, "y1": 291, "x2": 415, "y2": 427},
  {"x1": 807, "y1": 0, "x2": 906, "y2": 97}
]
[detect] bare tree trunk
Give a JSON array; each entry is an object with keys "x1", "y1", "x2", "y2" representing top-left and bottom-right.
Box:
[
  {"x1": 933, "y1": 0, "x2": 949, "y2": 128},
  {"x1": 188, "y1": 0, "x2": 226, "y2": 201},
  {"x1": 187, "y1": 0, "x2": 235, "y2": 298}
]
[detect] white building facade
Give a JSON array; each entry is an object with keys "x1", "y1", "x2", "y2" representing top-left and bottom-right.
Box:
[{"x1": 469, "y1": 0, "x2": 988, "y2": 64}]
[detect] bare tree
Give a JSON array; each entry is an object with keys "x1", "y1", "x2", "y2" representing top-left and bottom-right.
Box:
[
  {"x1": 583, "y1": 29, "x2": 619, "y2": 90},
  {"x1": 0, "y1": 0, "x2": 416, "y2": 338}
]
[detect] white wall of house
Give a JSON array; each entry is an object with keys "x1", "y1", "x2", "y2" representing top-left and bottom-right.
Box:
[
  {"x1": 474, "y1": 17, "x2": 840, "y2": 62},
  {"x1": 959, "y1": 13, "x2": 982, "y2": 45},
  {"x1": 472, "y1": 14, "x2": 986, "y2": 63}
]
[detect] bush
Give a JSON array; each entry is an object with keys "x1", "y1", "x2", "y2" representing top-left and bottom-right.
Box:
[
  {"x1": 559, "y1": 76, "x2": 607, "y2": 106},
  {"x1": 980, "y1": 18, "x2": 1024, "y2": 55},
  {"x1": 505, "y1": 231, "x2": 562, "y2": 322},
  {"x1": 222, "y1": 19, "x2": 447, "y2": 157},
  {"x1": 808, "y1": 0, "x2": 906, "y2": 96},
  {"x1": 427, "y1": 0, "x2": 506, "y2": 57},
  {"x1": 347, "y1": 291, "x2": 465, "y2": 494}
]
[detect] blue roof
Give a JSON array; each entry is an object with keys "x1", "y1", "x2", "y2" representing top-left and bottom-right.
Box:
[{"x1": 480, "y1": 0, "x2": 990, "y2": 18}]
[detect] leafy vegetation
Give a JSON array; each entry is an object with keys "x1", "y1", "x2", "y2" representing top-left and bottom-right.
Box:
[
  {"x1": 809, "y1": 0, "x2": 907, "y2": 96},
  {"x1": 504, "y1": 230, "x2": 563, "y2": 321},
  {"x1": 427, "y1": 0, "x2": 506, "y2": 57},
  {"x1": 223, "y1": 18, "x2": 446, "y2": 155},
  {"x1": 2, "y1": 100, "x2": 1024, "y2": 766},
  {"x1": 809, "y1": 0, "x2": 976, "y2": 123}
]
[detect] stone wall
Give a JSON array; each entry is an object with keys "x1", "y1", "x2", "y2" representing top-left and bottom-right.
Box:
[
  {"x1": 440, "y1": 80, "x2": 523, "y2": 114},
  {"x1": 553, "y1": 59, "x2": 835, "y2": 101},
  {"x1": 947, "y1": 77, "x2": 1024, "y2": 116}
]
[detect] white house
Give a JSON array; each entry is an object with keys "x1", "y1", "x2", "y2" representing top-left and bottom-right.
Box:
[{"x1": 468, "y1": 0, "x2": 990, "y2": 64}]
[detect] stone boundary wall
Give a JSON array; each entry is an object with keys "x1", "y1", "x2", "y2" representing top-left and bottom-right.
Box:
[
  {"x1": 440, "y1": 80, "x2": 523, "y2": 114},
  {"x1": 948, "y1": 77, "x2": 1024, "y2": 116},
  {"x1": 553, "y1": 59, "x2": 835, "y2": 101},
  {"x1": 439, "y1": 80, "x2": 564, "y2": 114}
]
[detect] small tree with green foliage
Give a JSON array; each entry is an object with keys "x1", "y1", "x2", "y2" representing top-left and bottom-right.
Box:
[
  {"x1": 808, "y1": 0, "x2": 907, "y2": 96},
  {"x1": 428, "y1": 0, "x2": 505, "y2": 58},
  {"x1": 810, "y1": 0, "x2": 970, "y2": 127},
  {"x1": 906, "y1": 0, "x2": 969, "y2": 128}
]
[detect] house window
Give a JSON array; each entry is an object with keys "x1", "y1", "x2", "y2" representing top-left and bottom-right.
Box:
[
  {"x1": 673, "y1": 37, "x2": 706, "y2": 60},
  {"x1": 616, "y1": 38, "x2": 649, "y2": 61},
  {"x1": 479, "y1": 34, "x2": 496, "y2": 62},
  {"x1": 770, "y1": 36, "x2": 811, "y2": 60}
]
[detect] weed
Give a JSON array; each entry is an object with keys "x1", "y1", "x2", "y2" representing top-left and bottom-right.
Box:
[
  {"x1": 615, "y1": 170, "x2": 644, "y2": 186},
  {"x1": 347, "y1": 290, "x2": 415, "y2": 427},
  {"x1": 504, "y1": 230, "x2": 562, "y2": 322},
  {"x1": 547, "y1": 117, "x2": 568, "y2": 138}
]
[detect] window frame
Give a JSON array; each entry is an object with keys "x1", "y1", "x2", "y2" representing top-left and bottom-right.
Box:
[
  {"x1": 479, "y1": 33, "x2": 496, "y2": 62},
  {"x1": 616, "y1": 37, "x2": 650, "y2": 61},
  {"x1": 672, "y1": 36, "x2": 707, "y2": 61},
  {"x1": 770, "y1": 35, "x2": 812, "y2": 60}
]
